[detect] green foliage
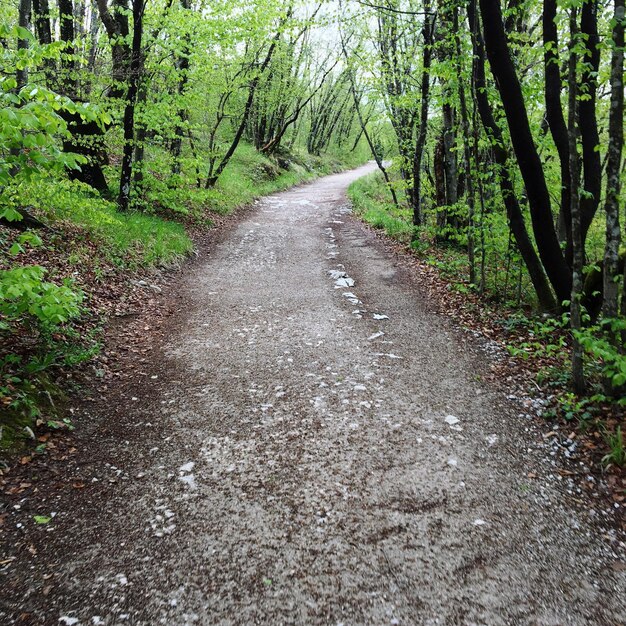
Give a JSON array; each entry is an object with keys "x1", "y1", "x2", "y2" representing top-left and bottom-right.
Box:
[
  {"x1": 22, "y1": 177, "x2": 193, "y2": 268},
  {"x1": 575, "y1": 318, "x2": 626, "y2": 399},
  {"x1": 0, "y1": 265, "x2": 82, "y2": 329},
  {"x1": 505, "y1": 314, "x2": 569, "y2": 362},
  {"x1": 544, "y1": 393, "x2": 596, "y2": 424},
  {"x1": 602, "y1": 427, "x2": 626, "y2": 468},
  {"x1": 348, "y1": 172, "x2": 415, "y2": 241}
]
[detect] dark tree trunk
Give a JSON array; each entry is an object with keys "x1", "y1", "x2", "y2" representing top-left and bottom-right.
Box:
[
  {"x1": 412, "y1": 4, "x2": 434, "y2": 227},
  {"x1": 603, "y1": 0, "x2": 624, "y2": 319},
  {"x1": 17, "y1": 0, "x2": 32, "y2": 90},
  {"x1": 578, "y1": 0, "x2": 602, "y2": 248},
  {"x1": 469, "y1": 0, "x2": 557, "y2": 312},
  {"x1": 434, "y1": 135, "x2": 447, "y2": 210},
  {"x1": 568, "y1": 8, "x2": 585, "y2": 393},
  {"x1": 171, "y1": 0, "x2": 191, "y2": 174},
  {"x1": 58, "y1": 0, "x2": 77, "y2": 97},
  {"x1": 58, "y1": 0, "x2": 108, "y2": 191},
  {"x1": 454, "y1": 6, "x2": 475, "y2": 283},
  {"x1": 117, "y1": 0, "x2": 144, "y2": 211},
  {"x1": 479, "y1": 0, "x2": 571, "y2": 305},
  {"x1": 33, "y1": 0, "x2": 56, "y2": 84},
  {"x1": 543, "y1": 0, "x2": 572, "y2": 257},
  {"x1": 96, "y1": 0, "x2": 130, "y2": 100},
  {"x1": 60, "y1": 112, "x2": 109, "y2": 191}
]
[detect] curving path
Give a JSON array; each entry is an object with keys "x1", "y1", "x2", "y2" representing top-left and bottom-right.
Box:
[{"x1": 2, "y1": 163, "x2": 624, "y2": 625}]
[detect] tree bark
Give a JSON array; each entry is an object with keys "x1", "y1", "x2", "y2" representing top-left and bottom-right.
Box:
[
  {"x1": 578, "y1": 0, "x2": 602, "y2": 248},
  {"x1": 543, "y1": 0, "x2": 572, "y2": 257},
  {"x1": 454, "y1": 6, "x2": 475, "y2": 283},
  {"x1": 58, "y1": 0, "x2": 77, "y2": 97},
  {"x1": 469, "y1": 0, "x2": 557, "y2": 312},
  {"x1": 171, "y1": 0, "x2": 191, "y2": 174},
  {"x1": 568, "y1": 9, "x2": 585, "y2": 394},
  {"x1": 17, "y1": 0, "x2": 32, "y2": 90},
  {"x1": 117, "y1": 0, "x2": 144, "y2": 211},
  {"x1": 412, "y1": 4, "x2": 433, "y2": 227},
  {"x1": 603, "y1": 0, "x2": 624, "y2": 319},
  {"x1": 479, "y1": 0, "x2": 571, "y2": 305},
  {"x1": 340, "y1": 35, "x2": 400, "y2": 207}
]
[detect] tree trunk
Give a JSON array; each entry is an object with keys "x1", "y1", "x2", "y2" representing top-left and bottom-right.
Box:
[
  {"x1": 171, "y1": 0, "x2": 191, "y2": 174},
  {"x1": 412, "y1": 4, "x2": 434, "y2": 228},
  {"x1": 578, "y1": 0, "x2": 602, "y2": 249},
  {"x1": 469, "y1": 0, "x2": 557, "y2": 312},
  {"x1": 480, "y1": 0, "x2": 571, "y2": 305},
  {"x1": 568, "y1": 9, "x2": 585, "y2": 394},
  {"x1": 58, "y1": 0, "x2": 108, "y2": 191},
  {"x1": 340, "y1": 35, "x2": 399, "y2": 207},
  {"x1": 543, "y1": 0, "x2": 572, "y2": 259},
  {"x1": 117, "y1": 0, "x2": 144, "y2": 211},
  {"x1": 58, "y1": 0, "x2": 77, "y2": 97},
  {"x1": 17, "y1": 0, "x2": 32, "y2": 90},
  {"x1": 95, "y1": 0, "x2": 131, "y2": 100},
  {"x1": 454, "y1": 6, "x2": 476, "y2": 284},
  {"x1": 603, "y1": 0, "x2": 624, "y2": 320}
]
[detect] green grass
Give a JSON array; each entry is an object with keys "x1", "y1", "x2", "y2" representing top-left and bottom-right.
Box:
[
  {"x1": 348, "y1": 171, "x2": 415, "y2": 241},
  {"x1": 23, "y1": 177, "x2": 193, "y2": 268},
  {"x1": 19, "y1": 142, "x2": 366, "y2": 272},
  {"x1": 348, "y1": 170, "x2": 538, "y2": 307}
]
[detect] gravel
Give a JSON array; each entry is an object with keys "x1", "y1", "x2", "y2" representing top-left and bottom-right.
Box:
[{"x1": 1, "y1": 163, "x2": 624, "y2": 625}]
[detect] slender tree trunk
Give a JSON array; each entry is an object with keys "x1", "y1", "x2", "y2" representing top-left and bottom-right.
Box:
[
  {"x1": 469, "y1": 0, "x2": 557, "y2": 311},
  {"x1": 171, "y1": 0, "x2": 191, "y2": 174},
  {"x1": 58, "y1": 0, "x2": 77, "y2": 97},
  {"x1": 132, "y1": 77, "x2": 147, "y2": 190},
  {"x1": 118, "y1": 0, "x2": 144, "y2": 211},
  {"x1": 33, "y1": 0, "x2": 56, "y2": 84},
  {"x1": 480, "y1": 0, "x2": 571, "y2": 305},
  {"x1": 412, "y1": 3, "x2": 433, "y2": 228},
  {"x1": 17, "y1": 0, "x2": 32, "y2": 90},
  {"x1": 340, "y1": 36, "x2": 399, "y2": 207},
  {"x1": 578, "y1": 0, "x2": 602, "y2": 248},
  {"x1": 568, "y1": 9, "x2": 585, "y2": 394},
  {"x1": 454, "y1": 7, "x2": 475, "y2": 284},
  {"x1": 603, "y1": 0, "x2": 624, "y2": 319},
  {"x1": 33, "y1": 0, "x2": 51, "y2": 45},
  {"x1": 543, "y1": 0, "x2": 572, "y2": 258},
  {"x1": 95, "y1": 0, "x2": 130, "y2": 100}
]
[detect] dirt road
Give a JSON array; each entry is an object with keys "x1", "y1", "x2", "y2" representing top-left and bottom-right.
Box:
[{"x1": 2, "y1": 164, "x2": 624, "y2": 625}]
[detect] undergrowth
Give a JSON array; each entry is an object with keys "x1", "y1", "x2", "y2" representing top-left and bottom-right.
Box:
[{"x1": 348, "y1": 170, "x2": 626, "y2": 467}]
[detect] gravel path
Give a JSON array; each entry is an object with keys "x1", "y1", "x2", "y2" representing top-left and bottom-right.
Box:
[{"x1": 2, "y1": 164, "x2": 625, "y2": 625}]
